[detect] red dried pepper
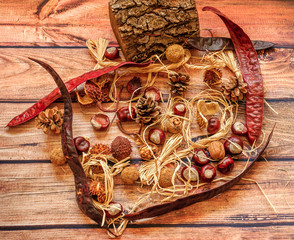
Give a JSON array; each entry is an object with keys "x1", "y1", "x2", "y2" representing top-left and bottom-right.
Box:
[
  {"x1": 124, "y1": 124, "x2": 275, "y2": 220},
  {"x1": 202, "y1": 7, "x2": 264, "y2": 144},
  {"x1": 28, "y1": 58, "x2": 115, "y2": 235},
  {"x1": 7, "y1": 61, "x2": 151, "y2": 127}
]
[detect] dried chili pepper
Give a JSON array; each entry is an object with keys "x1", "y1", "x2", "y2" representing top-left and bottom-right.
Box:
[
  {"x1": 187, "y1": 37, "x2": 274, "y2": 52},
  {"x1": 202, "y1": 7, "x2": 264, "y2": 144},
  {"x1": 7, "y1": 61, "x2": 151, "y2": 127},
  {"x1": 124, "y1": 124, "x2": 275, "y2": 220},
  {"x1": 28, "y1": 58, "x2": 114, "y2": 234}
]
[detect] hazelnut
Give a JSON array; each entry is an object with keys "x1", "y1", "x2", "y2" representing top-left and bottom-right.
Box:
[
  {"x1": 158, "y1": 168, "x2": 174, "y2": 188},
  {"x1": 111, "y1": 136, "x2": 132, "y2": 160},
  {"x1": 121, "y1": 166, "x2": 139, "y2": 184},
  {"x1": 166, "y1": 117, "x2": 183, "y2": 134},
  {"x1": 208, "y1": 141, "x2": 225, "y2": 161},
  {"x1": 139, "y1": 144, "x2": 159, "y2": 160},
  {"x1": 165, "y1": 44, "x2": 185, "y2": 63},
  {"x1": 50, "y1": 147, "x2": 67, "y2": 165}
]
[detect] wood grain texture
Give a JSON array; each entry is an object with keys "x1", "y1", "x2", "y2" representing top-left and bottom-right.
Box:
[
  {"x1": 0, "y1": 0, "x2": 293, "y2": 46},
  {"x1": 1, "y1": 0, "x2": 294, "y2": 239}
]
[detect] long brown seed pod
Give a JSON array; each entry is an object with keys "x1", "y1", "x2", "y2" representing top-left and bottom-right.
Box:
[
  {"x1": 124, "y1": 124, "x2": 275, "y2": 220},
  {"x1": 28, "y1": 58, "x2": 111, "y2": 232}
]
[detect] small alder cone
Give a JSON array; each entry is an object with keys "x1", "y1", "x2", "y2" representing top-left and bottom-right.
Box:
[
  {"x1": 208, "y1": 141, "x2": 225, "y2": 161},
  {"x1": 111, "y1": 136, "x2": 132, "y2": 160},
  {"x1": 121, "y1": 166, "x2": 139, "y2": 184},
  {"x1": 221, "y1": 77, "x2": 247, "y2": 102},
  {"x1": 166, "y1": 117, "x2": 183, "y2": 134},
  {"x1": 139, "y1": 144, "x2": 159, "y2": 160},
  {"x1": 203, "y1": 68, "x2": 222, "y2": 86},
  {"x1": 168, "y1": 73, "x2": 190, "y2": 95},
  {"x1": 136, "y1": 96, "x2": 162, "y2": 125},
  {"x1": 35, "y1": 107, "x2": 64, "y2": 134}
]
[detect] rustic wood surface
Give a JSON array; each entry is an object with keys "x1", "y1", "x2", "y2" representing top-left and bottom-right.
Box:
[{"x1": 1, "y1": 0, "x2": 294, "y2": 239}]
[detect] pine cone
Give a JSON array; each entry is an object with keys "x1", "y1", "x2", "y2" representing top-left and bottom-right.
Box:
[
  {"x1": 221, "y1": 77, "x2": 247, "y2": 102},
  {"x1": 168, "y1": 72, "x2": 190, "y2": 95},
  {"x1": 136, "y1": 96, "x2": 162, "y2": 125},
  {"x1": 35, "y1": 107, "x2": 64, "y2": 134}
]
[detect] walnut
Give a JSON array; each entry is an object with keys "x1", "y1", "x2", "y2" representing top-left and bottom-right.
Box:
[
  {"x1": 50, "y1": 147, "x2": 67, "y2": 165},
  {"x1": 166, "y1": 117, "x2": 183, "y2": 134},
  {"x1": 121, "y1": 166, "x2": 139, "y2": 184},
  {"x1": 139, "y1": 144, "x2": 159, "y2": 160},
  {"x1": 208, "y1": 141, "x2": 225, "y2": 161}
]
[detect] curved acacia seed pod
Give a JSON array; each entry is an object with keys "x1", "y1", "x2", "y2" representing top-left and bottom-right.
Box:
[{"x1": 28, "y1": 58, "x2": 112, "y2": 233}]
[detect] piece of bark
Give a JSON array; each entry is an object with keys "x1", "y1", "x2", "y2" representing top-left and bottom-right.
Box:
[{"x1": 109, "y1": 0, "x2": 199, "y2": 62}]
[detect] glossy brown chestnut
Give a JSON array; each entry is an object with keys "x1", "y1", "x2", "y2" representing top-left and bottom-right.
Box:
[
  {"x1": 192, "y1": 149, "x2": 210, "y2": 166},
  {"x1": 200, "y1": 164, "x2": 216, "y2": 182},
  {"x1": 73, "y1": 136, "x2": 90, "y2": 154},
  {"x1": 217, "y1": 157, "x2": 234, "y2": 174},
  {"x1": 90, "y1": 114, "x2": 110, "y2": 131},
  {"x1": 181, "y1": 165, "x2": 200, "y2": 182},
  {"x1": 144, "y1": 86, "x2": 161, "y2": 102},
  {"x1": 231, "y1": 121, "x2": 248, "y2": 135},
  {"x1": 207, "y1": 117, "x2": 220, "y2": 134},
  {"x1": 105, "y1": 202, "x2": 123, "y2": 218},
  {"x1": 117, "y1": 106, "x2": 136, "y2": 122},
  {"x1": 224, "y1": 136, "x2": 244, "y2": 155},
  {"x1": 148, "y1": 129, "x2": 166, "y2": 145},
  {"x1": 127, "y1": 76, "x2": 141, "y2": 97},
  {"x1": 104, "y1": 47, "x2": 119, "y2": 60},
  {"x1": 173, "y1": 103, "x2": 186, "y2": 116}
]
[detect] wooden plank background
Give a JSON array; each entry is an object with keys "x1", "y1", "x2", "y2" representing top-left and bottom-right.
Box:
[{"x1": 0, "y1": 0, "x2": 294, "y2": 239}]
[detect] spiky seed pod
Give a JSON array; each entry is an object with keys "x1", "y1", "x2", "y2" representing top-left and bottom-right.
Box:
[
  {"x1": 203, "y1": 68, "x2": 222, "y2": 86},
  {"x1": 221, "y1": 77, "x2": 247, "y2": 102},
  {"x1": 168, "y1": 72, "x2": 190, "y2": 95},
  {"x1": 111, "y1": 136, "x2": 132, "y2": 160},
  {"x1": 89, "y1": 180, "x2": 106, "y2": 203},
  {"x1": 35, "y1": 106, "x2": 64, "y2": 134},
  {"x1": 136, "y1": 96, "x2": 162, "y2": 125}
]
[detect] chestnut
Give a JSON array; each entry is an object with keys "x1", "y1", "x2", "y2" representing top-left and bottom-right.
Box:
[
  {"x1": 224, "y1": 136, "x2": 244, "y2": 155},
  {"x1": 117, "y1": 106, "x2": 136, "y2": 122},
  {"x1": 173, "y1": 103, "x2": 186, "y2": 116},
  {"x1": 148, "y1": 129, "x2": 166, "y2": 145},
  {"x1": 90, "y1": 114, "x2": 110, "y2": 131},
  {"x1": 181, "y1": 165, "x2": 200, "y2": 182},
  {"x1": 144, "y1": 86, "x2": 161, "y2": 102},
  {"x1": 104, "y1": 47, "x2": 119, "y2": 60},
  {"x1": 105, "y1": 202, "x2": 123, "y2": 218},
  {"x1": 200, "y1": 164, "x2": 216, "y2": 182},
  {"x1": 231, "y1": 121, "x2": 248, "y2": 135},
  {"x1": 74, "y1": 136, "x2": 90, "y2": 154},
  {"x1": 192, "y1": 149, "x2": 210, "y2": 166},
  {"x1": 127, "y1": 76, "x2": 141, "y2": 97},
  {"x1": 217, "y1": 157, "x2": 234, "y2": 174},
  {"x1": 207, "y1": 117, "x2": 220, "y2": 134}
]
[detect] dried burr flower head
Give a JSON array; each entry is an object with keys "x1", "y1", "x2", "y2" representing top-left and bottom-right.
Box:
[
  {"x1": 136, "y1": 96, "x2": 162, "y2": 125},
  {"x1": 168, "y1": 72, "x2": 190, "y2": 95},
  {"x1": 50, "y1": 146, "x2": 67, "y2": 165},
  {"x1": 203, "y1": 68, "x2": 222, "y2": 86},
  {"x1": 90, "y1": 144, "x2": 111, "y2": 155},
  {"x1": 89, "y1": 180, "x2": 106, "y2": 203},
  {"x1": 139, "y1": 144, "x2": 159, "y2": 160},
  {"x1": 165, "y1": 44, "x2": 185, "y2": 63},
  {"x1": 166, "y1": 117, "x2": 183, "y2": 134},
  {"x1": 35, "y1": 106, "x2": 64, "y2": 134},
  {"x1": 111, "y1": 136, "x2": 132, "y2": 160},
  {"x1": 221, "y1": 77, "x2": 247, "y2": 102},
  {"x1": 121, "y1": 166, "x2": 139, "y2": 184},
  {"x1": 159, "y1": 168, "x2": 174, "y2": 188}
]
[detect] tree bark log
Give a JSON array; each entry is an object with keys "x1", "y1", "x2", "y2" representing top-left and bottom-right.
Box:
[{"x1": 109, "y1": 0, "x2": 199, "y2": 62}]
